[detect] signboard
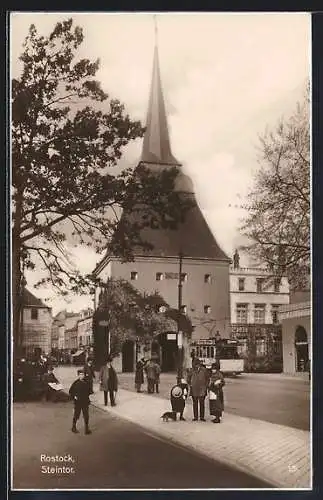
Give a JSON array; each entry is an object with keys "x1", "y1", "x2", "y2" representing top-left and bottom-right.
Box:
[
  {"x1": 99, "y1": 320, "x2": 109, "y2": 327},
  {"x1": 165, "y1": 272, "x2": 179, "y2": 280},
  {"x1": 167, "y1": 333, "x2": 177, "y2": 341}
]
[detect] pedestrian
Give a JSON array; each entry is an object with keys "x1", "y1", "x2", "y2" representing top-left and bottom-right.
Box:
[
  {"x1": 154, "y1": 361, "x2": 161, "y2": 394},
  {"x1": 99, "y1": 356, "x2": 118, "y2": 406},
  {"x1": 208, "y1": 362, "x2": 225, "y2": 423},
  {"x1": 170, "y1": 377, "x2": 189, "y2": 421},
  {"x1": 83, "y1": 358, "x2": 95, "y2": 394},
  {"x1": 144, "y1": 358, "x2": 158, "y2": 394},
  {"x1": 187, "y1": 358, "x2": 209, "y2": 421},
  {"x1": 69, "y1": 369, "x2": 92, "y2": 434},
  {"x1": 42, "y1": 366, "x2": 60, "y2": 402},
  {"x1": 135, "y1": 358, "x2": 146, "y2": 393}
]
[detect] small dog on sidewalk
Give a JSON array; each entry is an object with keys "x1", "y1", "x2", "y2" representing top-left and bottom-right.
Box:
[{"x1": 161, "y1": 411, "x2": 177, "y2": 422}]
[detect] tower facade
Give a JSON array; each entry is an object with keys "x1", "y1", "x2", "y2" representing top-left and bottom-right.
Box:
[{"x1": 93, "y1": 41, "x2": 231, "y2": 371}]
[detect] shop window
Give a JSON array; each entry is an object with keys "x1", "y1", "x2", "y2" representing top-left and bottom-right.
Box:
[
  {"x1": 130, "y1": 271, "x2": 138, "y2": 281},
  {"x1": 31, "y1": 308, "x2": 39, "y2": 320},
  {"x1": 204, "y1": 274, "x2": 211, "y2": 283},
  {"x1": 238, "y1": 278, "x2": 245, "y2": 291},
  {"x1": 237, "y1": 339, "x2": 248, "y2": 356},
  {"x1": 156, "y1": 272, "x2": 164, "y2": 281},
  {"x1": 256, "y1": 339, "x2": 266, "y2": 356}
]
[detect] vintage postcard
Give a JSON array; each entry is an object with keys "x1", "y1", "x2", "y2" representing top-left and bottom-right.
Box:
[{"x1": 10, "y1": 11, "x2": 311, "y2": 491}]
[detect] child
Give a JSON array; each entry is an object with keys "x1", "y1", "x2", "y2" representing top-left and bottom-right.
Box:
[
  {"x1": 170, "y1": 378, "x2": 189, "y2": 421},
  {"x1": 69, "y1": 369, "x2": 92, "y2": 434}
]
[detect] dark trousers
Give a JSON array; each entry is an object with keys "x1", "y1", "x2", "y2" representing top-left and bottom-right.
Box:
[
  {"x1": 73, "y1": 402, "x2": 89, "y2": 426},
  {"x1": 147, "y1": 379, "x2": 155, "y2": 393},
  {"x1": 104, "y1": 389, "x2": 115, "y2": 406},
  {"x1": 192, "y1": 396, "x2": 205, "y2": 419},
  {"x1": 155, "y1": 383, "x2": 159, "y2": 393}
]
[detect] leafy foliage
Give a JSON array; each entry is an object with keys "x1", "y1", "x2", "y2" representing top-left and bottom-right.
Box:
[
  {"x1": 12, "y1": 18, "x2": 191, "y2": 295},
  {"x1": 240, "y1": 89, "x2": 310, "y2": 290},
  {"x1": 93, "y1": 278, "x2": 177, "y2": 359}
]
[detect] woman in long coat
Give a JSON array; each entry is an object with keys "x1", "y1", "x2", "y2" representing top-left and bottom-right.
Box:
[
  {"x1": 135, "y1": 358, "x2": 145, "y2": 393},
  {"x1": 208, "y1": 362, "x2": 225, "y2": 423}
]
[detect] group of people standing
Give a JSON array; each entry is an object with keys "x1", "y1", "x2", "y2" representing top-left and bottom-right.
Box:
[
  {"x1": 135, "y1": 357, "x2": 161, "y2": 394},
  {"x1": 188, "y1": 358, "x2": 225, "y2": 423},
  {"x1": 135, "y1": 356, "x2": 225, "y2": 423}
]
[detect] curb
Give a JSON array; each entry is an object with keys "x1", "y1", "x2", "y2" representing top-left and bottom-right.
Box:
[
  {"x1": 59, "y1": 372, "x2": 310, "y2": 490},
  {"x1": 89, "y1": 397, "x2": 279, "y2": 488}
]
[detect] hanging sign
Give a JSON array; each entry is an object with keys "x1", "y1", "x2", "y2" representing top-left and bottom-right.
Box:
[{"x1": 99, "y1": 320, "x2": 109, "y2": 327}]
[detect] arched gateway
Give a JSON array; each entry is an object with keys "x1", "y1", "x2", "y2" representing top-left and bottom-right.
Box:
[{"x1": 295, "y1": 326, "x2": 309, "y2": 372}]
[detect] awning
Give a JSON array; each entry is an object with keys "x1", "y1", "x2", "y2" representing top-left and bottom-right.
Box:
[{"x1": 71, "y1": 350, "x2": 85, "y2": 357}]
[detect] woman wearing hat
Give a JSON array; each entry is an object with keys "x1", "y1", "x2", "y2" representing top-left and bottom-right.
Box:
[{"x1": 208, "y1": 362, "x2": 225, "y2": 423}]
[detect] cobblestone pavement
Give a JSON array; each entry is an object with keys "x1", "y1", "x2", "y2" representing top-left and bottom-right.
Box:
[{"x1": 55, "y1": 366, "x2": 311, "y2": 489}]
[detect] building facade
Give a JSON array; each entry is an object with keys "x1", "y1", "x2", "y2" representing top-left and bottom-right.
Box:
[
  {"x1": 21, "y1": 289, "x2": 53, "y2": 357},
  {"x1": 229, "y1": 260, "x2": 290, "y2": 372},
  {"x1": 93, "y1": 42, "x2": 231, "y2": 372},
  {"x1": 77, "y1": 309, "x2": 94, "y2": 348},
  {"x1": 279, "y1": 290, "x2": 310, "y2": 375}
]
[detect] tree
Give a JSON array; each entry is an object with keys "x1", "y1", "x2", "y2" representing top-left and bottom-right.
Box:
[
  {"x1": 240, "y1": 89, "x2": 310, "y2": 290},
  {"x1": 12, "y1": 19, "x2": 190, "y2": 356},
  {"x1": 92, "y1": 279, "x2": 177, "y2": 364}
]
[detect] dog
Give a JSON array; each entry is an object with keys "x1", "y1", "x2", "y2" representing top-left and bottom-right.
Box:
[{"x1": 161, "y1": 411, "x2": 177, "y2": 422}]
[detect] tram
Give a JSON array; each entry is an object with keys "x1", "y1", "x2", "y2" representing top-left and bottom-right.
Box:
[{"x1": 191, "y1": 338, "x2": 244, "y2": 376}]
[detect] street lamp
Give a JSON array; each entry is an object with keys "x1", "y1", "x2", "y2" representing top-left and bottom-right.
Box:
[{"x1": 177, "y1": 250, "x2": 184, "y2": 384}]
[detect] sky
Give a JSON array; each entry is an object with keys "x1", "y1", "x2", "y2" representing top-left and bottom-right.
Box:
[{"x1": 10, "y1": 12, "x2": 310, "y2": 315}]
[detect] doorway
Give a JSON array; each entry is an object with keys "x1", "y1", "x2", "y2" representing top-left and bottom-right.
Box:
[
  {"x1": 122, "y1": 340, "x2": 135, "y2": 372},
  {"x1": 156, "y1": 332, "x2": 177, "y2": 372},
  {"x1": 295, "y1": 326, "x2": 309, "y2": 372}
]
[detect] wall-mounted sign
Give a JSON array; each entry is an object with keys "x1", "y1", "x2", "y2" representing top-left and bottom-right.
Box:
[
  {"x1": 167, "y1": 333, "x2": 177, "y2": 341},
  {"x1": 99, "y1": 320, "x2": 109, "y2": 327},
  {"x1": 165, "y1": 272, "x2": 179, "y2": 280}
]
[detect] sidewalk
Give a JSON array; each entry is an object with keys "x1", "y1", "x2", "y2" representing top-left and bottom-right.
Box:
[{"x1": 56, "y1": 366, "x2": 311, "y2": 489}]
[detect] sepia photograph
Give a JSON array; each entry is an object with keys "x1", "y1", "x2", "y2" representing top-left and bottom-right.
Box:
[{"x1": 10, "y1": 11, "x2": 311, "y2": 490}]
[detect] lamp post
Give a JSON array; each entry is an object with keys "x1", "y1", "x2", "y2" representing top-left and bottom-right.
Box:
[{"x1": 177, "y1": 251, "x2": 184, "y2": 384}]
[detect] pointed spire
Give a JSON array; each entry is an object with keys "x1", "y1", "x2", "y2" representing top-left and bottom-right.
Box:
[{"x1": 141, "y1": 20, "x2": 180, "y2": 166}]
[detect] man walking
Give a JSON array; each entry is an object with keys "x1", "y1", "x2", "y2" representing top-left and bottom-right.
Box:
[
  {"x1": 99, "y1": 356, "x2": 118, "y2": 406},
  {"x1": 144, "y1": 358, "x2": 158, "y2": 394},
  {"x1": 83, "y1": 358, "x2": 95, "y2": 394},
  {"x1": 188, "y1": 358, "x2": 209, "y2": 421},
  {"x1": 69, "y1": 369, "x2": 92, "y2": 434}
]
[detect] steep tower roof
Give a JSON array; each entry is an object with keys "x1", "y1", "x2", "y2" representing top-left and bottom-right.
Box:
[
  {"x1": 94, "y1": 35, "x2": 230, "y2": 275},
  {"x1": 141, "y1": 44, "x2": 180, "y2": 166}
]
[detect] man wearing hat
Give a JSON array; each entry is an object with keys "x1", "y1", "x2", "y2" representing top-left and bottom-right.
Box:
[
  {"x1": 187, "y1": 358, "x2": 209, "y2": 421},
  {"x1": 69, "y1": 368, "x2": 92, "y2": 434},
  {"x1": 99, "y1": 356, "x2": 118, "y2": 406}
]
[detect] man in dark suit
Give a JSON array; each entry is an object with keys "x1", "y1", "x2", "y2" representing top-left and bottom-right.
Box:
[{"x1": 69, "y1": 369, "x2": 92, "y2": 434}]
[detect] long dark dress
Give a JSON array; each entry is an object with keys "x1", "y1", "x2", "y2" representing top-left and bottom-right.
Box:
[
  {"x1": 135, "y1": 360, "x2": 145, "y2": 390},
  {"x1": 208, "y1": 371, "x2": 225, "y2": 418}
]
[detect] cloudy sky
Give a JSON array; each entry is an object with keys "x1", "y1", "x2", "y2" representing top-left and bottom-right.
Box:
[{"x1": 10, "y1": 12, "x2": 310, "y2": 314}]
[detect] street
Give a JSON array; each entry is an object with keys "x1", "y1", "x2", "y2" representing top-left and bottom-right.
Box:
[
  {"x1": 12, "y1": 400, "x2": 272, "y2": 489},
  {"x1": 117, "y1": 372, "x2": 310, "y2": 431}
]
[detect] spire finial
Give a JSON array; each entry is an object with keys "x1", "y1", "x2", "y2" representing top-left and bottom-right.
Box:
[{"x1": 153, "y1": 14, "x2": 158, "y2": 46}]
